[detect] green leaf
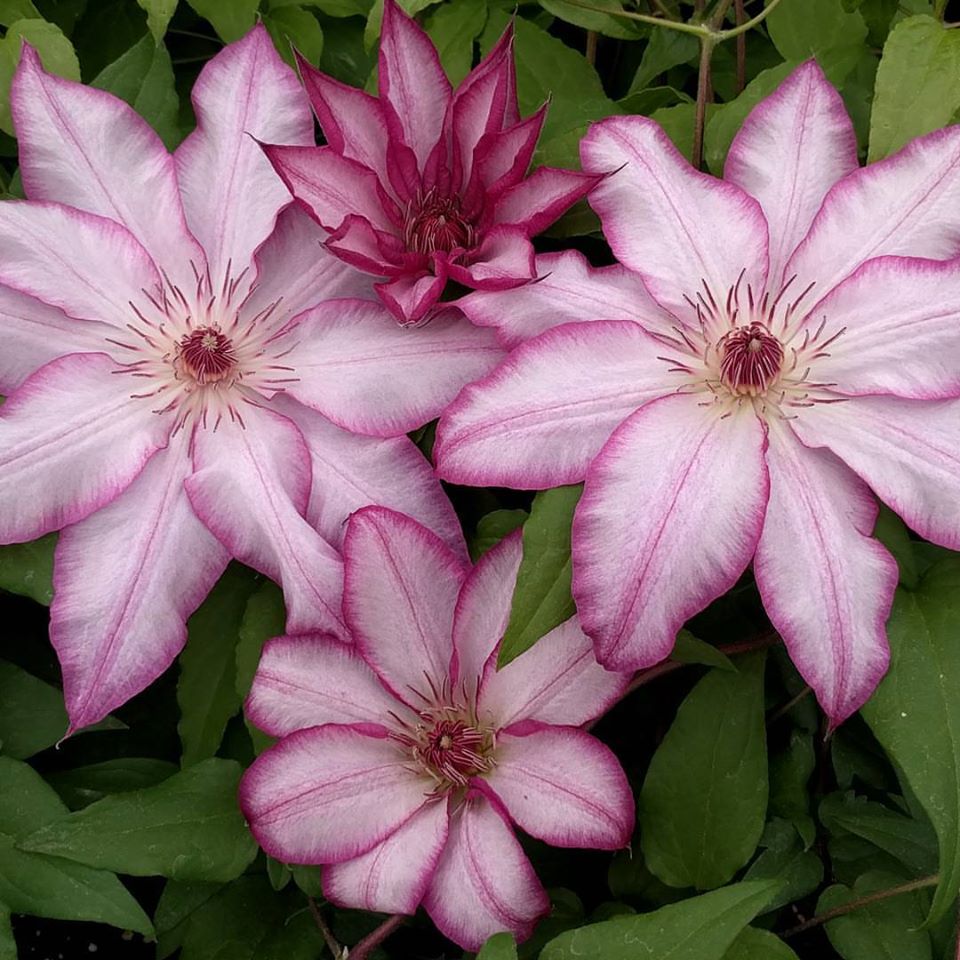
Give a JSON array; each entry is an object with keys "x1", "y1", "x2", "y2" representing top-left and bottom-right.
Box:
[
  {"x1": 769, "y1": 730, "x2": 816, "y2": 847},
  {"x1": 0, "y1": 757, "x2": 153, "y2": 934},
  {"x1": 289, "y1": 863, "x2": 323, "y2": 898},
  {"x1": 0, "y1": 660, "x2": 67, "y2": 758},
  {"x1": 629, "y1": 28, "x2": 698, "y2": 94},
  {"x1": 873, "y1": 505, "x2": 918, "y2": 589},
  {"x1": 0, "y1": 533, "x2": 55, "y2": 605},
  {"x1": 723, "y1": 927, "x2": 799, "y2": 960},
  {"x1": 425, "y1": 0, "x2": 487, "y2": 85},
  {"x1": 177, "y1": 565, "x2": 261, "y2": 768},
  {"x1": 868, "y1": 14, "x2": 960, "y2": 162},
  {"x1": 178, "y1": 875, "x2": 326, "y2": 960},
  {"x1": 136, "y1": 0, "x2": 177, "y2": 40},
  {"x1": 640, "y1": 654, "x2": 768, "y2": 889},
  {"x1": 0, "y1": 18, "x2": 79, "y2": 134},
  {"x1": 186, "y1": 0, "x2": 259, "y2": 42},
  {"x1": 237, "y1": 579, "x2": 286, "y2": 752},
  {"x1": 288, "y1": 0, "x2": 372, "y2": 17},
  {"x1": 92, "y1": 33, "x2": 181, "y2": 149},
  {"x1": 266, "y1": 855, "x2": 291, "y2": 891},
  {"x1": 860, "y1": 559, "x2": 960, "y2": 921},
  {"x1": 671, "y1": 631, "x2": 735, "y2": 670},
  {"x1": 743, "y1": 820, "x2": 823, "y2": 912},
  {"x1": 478, "y1": 931, "x2": 518, "y2": 960},
  {"x1": 498, "y1": 484, "x2": 581, "y2": 667},
  {"x1": 540, "y1": 880, "x2": 779, "y2": 960},
  {"x1": 539, "y1": 0, "x2": 640, "y2": 40},
  {"x1": 264, "y1": 5, "x2": 324, "y2": 67},
  {"x1": 17, "y1": 757, "x2": 258, "y2": 882},
  {"x1": 0, "y1": 905, "x2": 14, "y2": 960},
  {"x1": 0, "y1": 0, "x2": 39, "y2": 25},
  {"x1": 46, "y1": 758, "x2": 178, "y2": 810},
  {"x1": 470, "y1": 508, "x2": 527, "y2": 562},
  {"x1": 766, "y1": 0, "x2": 868, "y2": 85},
  {"x1": 154, "y1": 880, "x2": 223, "y2": 960},
  {"x1": 650, "y1": 101, "x2": 718, "y2": 163},
  {"x1": 818, "y1": 870, "x2": 933, "y2": 960}
]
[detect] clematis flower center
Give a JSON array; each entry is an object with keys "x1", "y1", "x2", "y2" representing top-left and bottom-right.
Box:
[
  {"x1": 175, "y1": 326, "x2": 238, "y2": 385},
  {"x1": 718, "y1": 322, "x2": 784, "y2": 397},
  {"x1": 417, "y1": 717, "x2": 491, "y2": 786},
  {"x1": 403, "y1": 188, "x2": 476, "y2": 255}
]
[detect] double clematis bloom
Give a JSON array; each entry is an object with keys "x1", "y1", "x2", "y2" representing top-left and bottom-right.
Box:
[
  {"x1": 240, "y1": 507, "x2": 633, "y2": 950},
  {"x1": 261, "y1": 0, "x2": 601, "y2": 324},
  {"x1": 437, "y1": 61, "x2": 960, "y2": 725},
  {"x1": 0, "y1": 28, "x2": 502, "y2": 731}
]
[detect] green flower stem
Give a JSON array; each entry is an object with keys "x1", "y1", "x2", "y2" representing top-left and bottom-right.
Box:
[{"x1": 782, "y1": 874, "x2": 940, "y2": 938}]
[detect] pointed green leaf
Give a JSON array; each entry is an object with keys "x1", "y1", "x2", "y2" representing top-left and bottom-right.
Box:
[
  {"x1": 46, "y1": 758, "x2": 178, "y2": 810},
  {"x1": 0, "y1": 660, "x2": 67, "y2": 759},
  {"x1": 540, "y1": 880, "x2": 779, "y2": 960},
  {"x1": 640, "y1": 654, "x2": 768, "y2": 889},
  {"x1": 469, "y1": 508, "x2": 527, "y2": 562},
  {"x1": 860, "y1": 559, "x2": 960, "y2": 921},
  {"x1": 17, "y1": 758, "x2": 257, "y2": 882},
  {"x1": 425, "y1": 0, "x2": 487, "y2": 85},
  {"x1": 0, "y1": 533, "x2": 55, "y2": 605},
  {"x1": 478, "y1": 931, "x2": 518, "y2": 959},
  {"x1": 264, "y1": 5, "x2": 324, "y2": 68},
  {"x1": 136, "y1": 0, "x2": 177, "y2": 40},
  {"x1": 723, "y1": 927, "x2": 799, "y2": 960},
  {"x1": 186, "y1": 0, "x2": 259, "y2": 42}
]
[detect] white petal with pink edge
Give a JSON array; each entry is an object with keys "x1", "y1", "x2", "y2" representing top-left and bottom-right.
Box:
[
  {"x1": 51, "y1": 433, "x2": 228, "y2": 732},
  {"x1": 184, "y1": 403, "x2": 345, "y2": 637},
  {"x1": 485, "y1": 723, "x2": 633, "y2": 849},
  {"x1": 246, "y1": 634, "x2": 409, "y2": 737},
  {"x1": 0, "y1": 353, "x2": 171, "y2": 543},
  {"x1": 422, "y1": 791, "x2": 549, "y2": 951},
  {"x1": 755, "y1": 421, "x2": 897, "y2": 727},
  {"x1": 725, "y1": 60, "x2": 858, "y2": 287},
  {"x1": 0, "y1": 201, "x2": 159, "y2": 328},
  {"x1": 342, "y1": 507, "x2": 466, "y2": 705},
  {"x1": 805, "y1": 256, "x2": 960, "y2": 399},
  {"x1": 240, "y1": 724, "x2": 430, "y2": 864},
  {"x1": 573, "y1": 395, "x2": 769, "y2": 672},
  {"x1": 282, "y1": 299, "x2": 504, "y2": 438},
  {"x1": 435, "y1": 320, "x2": 678, "y2": 490},
  {"x1": 580, "y1": 115, "x2": 769, "y2": 318},
  {"x1": 269, "y1": 394, "x2": 465, "y2": 557},
  {"x1": 12, "y1": 47, "x2": 205, "y2": 286},
  {"x1": 175, "y1": 25, "x2": 313, "y2": 282},
  {"x1": 786, "y1": 124, "x2": 960, "y2": 298},
  {"x1": 323, "y1": 799, "x2": 450, "y2": 915},
  {"x1": 458, "y1": 249, "x2": 670, "y2": 347},
  {"x1": 792, "y1": 395, "x2": 960, "y2": 552},
  {"x1": 450, "y1": 531, "x2": 522, "y2": 696},
  {"x1": 478, "y1": 617, "x2": 629, "y2": 729},
  {"x1": 0, "y1": 284, "x2": 115, "y2": 393}
]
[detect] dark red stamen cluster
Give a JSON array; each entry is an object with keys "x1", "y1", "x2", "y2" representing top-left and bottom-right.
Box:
[
  {"x1": 177, "y1": 326, "x2": 237, "y2": 384},
  {"x1": 403, "y1": 188, "x2": 475, "y2": 256},
  {"x1": 718, "y1": 322, "x2": 784, "y2": 396},
  {"x1": 416, "y1": 718, "x2": 488, "y2": 787}
]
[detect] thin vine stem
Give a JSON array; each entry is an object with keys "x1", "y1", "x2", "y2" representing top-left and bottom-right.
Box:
[
  {"x1": 350, "y1": 914, "x2": 406, "y2": 959},
  {"x1": 307, "y1": 898, "x2": 344, "y2": 959},
  {"x1": 781, "y1": 874, "x2": 940, "y2": 938}
]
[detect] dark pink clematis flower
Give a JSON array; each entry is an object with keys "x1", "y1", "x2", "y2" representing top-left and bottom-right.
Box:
[
  {"x1": 260, "y1": 0, "x2": 602, "y2": 324},
  {"x1": 436, "y1": 62, "x2": 960, "y2": 726},
  {"x1": 0, "y1": 29, "x2": 502, "y2": 732},
  {"x1": 240, "y1": 507, "x2": 633, "y2": 950}
]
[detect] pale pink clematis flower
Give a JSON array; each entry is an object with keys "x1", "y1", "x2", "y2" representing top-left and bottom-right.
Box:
[
  {"x1": 0, "y1": 29, "x2": 502, "y2": 732},
  {"x1": 240, "y1": 507, "x2": 633, "y2": 950},
  {"x1": 436, "y1": 61, "x2": 960, "y2": 726},
  {"x1": 260, "y1": 0, "x2": 602, "y2": 324}
]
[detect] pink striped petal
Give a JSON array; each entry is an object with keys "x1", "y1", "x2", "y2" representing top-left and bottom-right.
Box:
[
  {"x1": 12, "y1": 47, "x2": 204, "y2": 286},
  {"x1": 806, "y1": 256, "x2": 960, "y2": 399},
  {"x1": 450, "y1": 531, "x2": 522, "y2": 695},
  {"x1": 485, "y1": 724, "x2": 633, "y2": 849},
  {"x1": 423, "y1": 791, "x2": 549, "y2": 951},
  {"x1": 323, "y1": 799, "x2": 450, "y2": 914},
  {"x1": 184, "y1": 404, "x2": 345, "y2": 636},
  {"x1": 458, "y1": 249, "x2": 670, "y2": 347},
  {"x1": 328, "y1": 214, "x2": 403, "y2": 276},
  {"x1": 297, "y1": 52, "x2": 389, "y2": 179},
  {"x1": 281, "y1": 299, "x2": 503, "y2": 437},
  {"x1": 574, "y1": 395, "x2": 769, "y2": 671},
  {"x1": 792, "y1": 395, "x2": 960, "y2": 552},
  {"x1": 0, "y1": 285, "x2": 114, "y2": 393},
  {"x1": 51, "y1": 434, "x2": 228, "y2": 732},
  {"x1": 0, "y1": 201, "x2": 159, "y2": 328},
  {"x1": 378, "y1": 0, "x2": 451, "y2": 171},
  {"x1": 447, "y1": 225, "x2": 535, "y2": 289},
  {"x1": 725, "y1": 60, "x2": 858, "y2": 286},
  {"x1": 269, "y1": 394, "x2": 464, "y2": 556},
  {"x1": 478, "y1": 618, "x2": 628, "y2": 729},
  {"x1": 175, "y1": 25, "x2": 313, "y2": 282},
  {"x1": 786, "y1": 124, "x2": 960, "y2": 299},
  {"x1": 376, "y1": 271, "x2": 447, "y2": 324},
  {"x1": 240, "y1": 724, "x2": 429, "y2": 863},
  {"x1": 755, "y1": 423, "x2": 897, "y2": 727},
  {"x1": 490, "y1": 167, "x2": 602, "y2": 238},
  {"x1": 343, "y1": 507, "x2": 467, "y2": 704},
  {"x1": 246, "y1": 634, "x2": 408, "y2": 737},
  {"x1": 473, "y1": 106, "x2": 546, "y2": 198},
  {"x1": 580, "y1": 115, "x2": 769, "y2": 318},
  {"x1": 0, "y1": 353, "x2": 171, "y2": 543},
  {"x1": 434, "y1": 320, "x2": 674, "y2": 489}
]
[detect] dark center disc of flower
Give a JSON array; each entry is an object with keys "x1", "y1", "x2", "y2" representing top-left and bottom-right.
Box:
[
  {"x1": 419, "y1": 718, "x2": 489, "y2": 787},
  {"x1": 718, "y1": 322, "x2": 784, "y2": 396},
  {"x1": 403, "y1": 189, "x2": 476, "y2": 256},
  {"x1": 177, "y1": 326, "x2": 237, "y2": 384}
]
